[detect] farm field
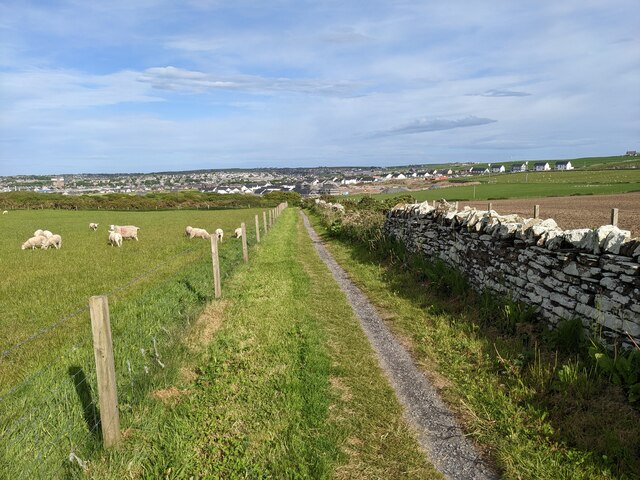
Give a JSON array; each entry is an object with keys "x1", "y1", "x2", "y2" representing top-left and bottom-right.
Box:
[
  {"x1": 0, "y1": 208, "x2": 264, "y2": 389},
  {"x1": 0, "y1": 206, "x2": 273, "y2": 477},
  {"x1": 462, "y1": 192, "x2": 640, "y2": 236},
  {"x1": 382, "y1": 170, "x2": 640, "y2": 201}
]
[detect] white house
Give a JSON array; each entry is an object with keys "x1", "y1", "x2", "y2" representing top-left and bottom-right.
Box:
[
  {"x1": 470, "y1": 167, "x2": 489, "y2": 174},
  {"x1": 510, "y1": 163, "x2": 527, "y2": 172},
  {"x1": 555, "y1": 161, "x2": 574, "y2": 171},
  {"x1": 534, "y1": 162, "x2": 551, "y2": 171},
  {"x1": 490, "y1": 165, "x2": 506, "y2": 173}
]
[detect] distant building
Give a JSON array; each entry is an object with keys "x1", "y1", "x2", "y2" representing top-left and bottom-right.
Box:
[
  {"x1": 626, "y1": 150, "x2": 638, "y2": 156},
  {"x1": 510, "y1": 163, "x2": 527, "y2": 172},
  {"x1": 318, "y1": 182, "x2": 340, "y2": 195},
  {"x1": 469, "y1": 167, "x2": 489, "y2": 174},
  {"x1": 51, "y1": 177, "x2": 64, "y2": 189},
  {"x1": 490, "y1": 165, "x2": 506, "y2": 173},
  {"x1": 555, "y1": 161, "x2": 574, "y2": 171},
  {"x1": 533, "y1": 162, "x2": 550, "y2": 171}
]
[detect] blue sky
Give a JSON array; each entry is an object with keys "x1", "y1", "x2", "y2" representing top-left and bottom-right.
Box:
[{"x1": 1, "y1": 0, "x2": 639, "y2": 175}]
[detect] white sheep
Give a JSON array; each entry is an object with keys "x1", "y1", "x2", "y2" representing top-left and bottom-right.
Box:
[
  {"x1": 2, "y1": 210, "x2": 7, "y2": 214},
  {"x1": 109, "y1": 225, "x2": 140, "y2": 241},
  {"x1": 34, "y1": 229, "x2": 44, "y2": 237},
  {"x1": 42, "y1": 230, "x2": 53, "y2": 238},
  {"x1": 21, "y1": 235, "x2": 47, "y2": 250},
  {"x1": 189, "y1": 227, "x2": 210, "y2": 239},
  {"x1": 185, "y1": 226, "x2": 193, "y2": 237},
  {"x1": 108, "y1": 231, "x2": 123, "y2": 247},
  {"x1": 215, "y1": 228, "x2": 224, "y2": 242},
  {"x1": 42, "y1": 234, "x2": 62, "y2": 250},
  {"x1": 89, "y1": 223, "x2": 99, "y2": 231},
  {"x1": 234, "y1": 227, "x2": 243, "y2": 238}
]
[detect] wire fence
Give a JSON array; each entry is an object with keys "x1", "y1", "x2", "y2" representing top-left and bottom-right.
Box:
[{"x1": 0, "y1": 204, "x2": 288, "y2": 479}]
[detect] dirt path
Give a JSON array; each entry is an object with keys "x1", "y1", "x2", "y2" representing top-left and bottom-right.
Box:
[{"x1": 301, "y1": 212, "x2": 497, "y2": 480}]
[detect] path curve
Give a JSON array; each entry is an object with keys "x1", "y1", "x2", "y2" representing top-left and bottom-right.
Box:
[{"x1": 302, "y1": 212, "x2": 497, "y2": 480}]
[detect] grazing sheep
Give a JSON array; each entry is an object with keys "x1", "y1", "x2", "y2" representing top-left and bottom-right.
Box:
[
  {"x1": 34, "y1": 229, "x2": 44, "y2": 237},
  {"x1": 108, "y1": 231, "x2": 123, "y2": 247},
  {"x1": 21, "y1": 235, "x2": 47, "y2": 250},
  {"x1": 189, "y1": 227, "x2": 210, "y2": 239},
  {"x1": 215, "y1": 228, "x2": 224, "y2": 242},
  {"x1": 89, "y1": 223, "x2": 99, "y2": 231},
  {"x1": 42, "y1": 230, "x2": 53, "y2": 238},
  {"x1": 185, "y1": 226, "x2": 193, "y2": 237},
  {"x1": 109, "y1": 225, "x2": 140, "y2": 241},
  {"x1": 234, "y1": 227, "x2": 243, "y2": 238},
  {"x1": 2, "y1": 210, "x2": 7, "y2": 214},
  {"x1": 43, "y1": 234, "x2": 62, "y2": 250}
]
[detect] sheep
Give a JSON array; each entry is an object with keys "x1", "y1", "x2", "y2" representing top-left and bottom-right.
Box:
[
  {"x1": 109, "y1": 225, "x2": 140, "y2": 241},
  {"x1": 189, "y1": 227, "x2": 210, "y2": 239},
  {"x1": 2, "y1": 210, "x2": 7, "y2": 214},
  {"x1": 215, "y1": 228, "x2": 224, "y2": 242},
  {"x1": 34, "y1": 229, "x2": 44, "y2": 237},
  {"x1": 89, "y1": 223, "x2": 99, "y2": 231},
  {"x1": 234, "y1": 227, "x2": 243, "y2": 238},
  {"x1": 21, "y1": 235, "x2": 47, "y2": 250},
  {"x1": 42, "y1": 234, "x2": 62, "y2": 250},
  {"x1": 42, "y1": 230, "x2": 53, "y2": 238},
  {"x1": 108, "y1": 231, "x2": 123, "y2": 247},
  {"x1": 185, "y1": 226, "x2": 193, "y2": 237}
]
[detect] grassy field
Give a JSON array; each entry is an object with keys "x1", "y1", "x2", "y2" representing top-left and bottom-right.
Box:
[
  {"x1": 366, "y1": 169, "x2": 640, "y2": 202},
  {"x1": 1, "y1": 207, "x2": 441, "y2": 479},
  {"x1": 0, "y1": 207, "x2": 270, "y2": 477},
  {"x1": 0, "y1": 208, "x2": 266, "y2": 387}
]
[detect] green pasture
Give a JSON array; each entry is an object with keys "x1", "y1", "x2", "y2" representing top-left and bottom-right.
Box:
[
  {"x1": 0, "y1": 208, "x2": 268, "y2": 391},
  {"x1": 0, "y1": 207, "x2": 272, "y2": 477},
  {"x1": 366, "y1": 169, "x2": 640, "y2": 202}
]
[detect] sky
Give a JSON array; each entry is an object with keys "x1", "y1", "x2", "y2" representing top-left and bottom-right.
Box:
[{"x1": 1, "y1": 1, "x2": 639, "y2": 175}]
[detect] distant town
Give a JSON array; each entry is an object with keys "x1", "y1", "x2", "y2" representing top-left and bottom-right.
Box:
[{"x1": 1, "y1": 153, "x2": 637, "y2": 197}]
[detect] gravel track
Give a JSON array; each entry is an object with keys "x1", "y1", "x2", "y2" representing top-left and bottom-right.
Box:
[{"x1": 301, "y1": 212, "x2": 497, "y2": 480}]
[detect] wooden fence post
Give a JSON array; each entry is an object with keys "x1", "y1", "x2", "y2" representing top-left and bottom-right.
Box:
[
  {"x1": 534, "y1": 205, "x2": 540, "y2": 219},
  {"x1": 611, "y1": 208, "x2": 619, "y2": 227},
  {"x1": 269, "y1": 210, "x2": 273, "y2": 227},
  {"x1": 89, "y1": 295, "x2": 121, "y2": 448},
  {"x1": 255, "y1": 214, "x2": 260, "y2": 243},
  {"x1": 263, "y1": 211, "x2": 268, "y2": 234},
  {"x1": 241, "y1": 222, "x2": 248, "y2": 263},
  {"x1": 488, "y1": 202, "x2": 492, "y2": 212},
  {"x1": 210, "y1": 235, "x2": 221, "y2": 298}
]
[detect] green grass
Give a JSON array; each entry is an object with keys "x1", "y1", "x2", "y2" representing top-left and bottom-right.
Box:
[
  {"x1": 365, "y1": 169, "x2": 640, "y2": 202},
  {"x1": 0, "y1": 208, "x2": 265, "y2": 388},
  {"x1": 308, "y1": 211, "x2": 640, "y2": 479},
  {"x1": 0, "y1": 207, "x2": 268, "y2": 478},
  {"x1": 1, "y1": 207, "x2": 440, "y2": 478},
  {"x1": 84, "y1": 208, "x2": 440, "y2": 479}
]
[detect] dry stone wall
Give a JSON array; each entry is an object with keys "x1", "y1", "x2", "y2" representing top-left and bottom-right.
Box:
[{"x1": 384, "y1": 200, "x2": 640, "y2": 348}]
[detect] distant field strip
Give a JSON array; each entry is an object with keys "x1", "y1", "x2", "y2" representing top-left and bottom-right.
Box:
[{"x1": 368, "y1": 170, "x2": 640, "y2": 202}]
